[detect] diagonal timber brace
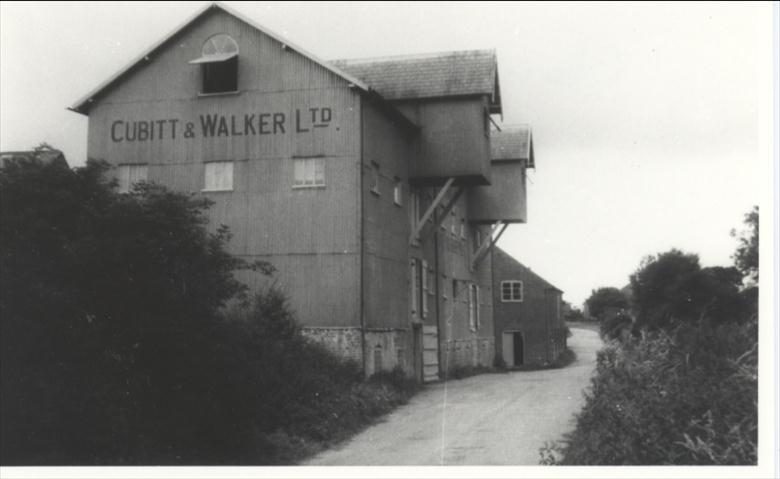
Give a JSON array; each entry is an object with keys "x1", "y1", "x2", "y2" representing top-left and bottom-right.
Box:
[
  {"x1": 471, "y1": 222, "x2": 508, "y2": 270},
  {"x1": 409, "y1": 177, "x2": 455, "y2": 245},
  {"x1": 418, "y1": 186, "x2": 464, "y2": 243}
]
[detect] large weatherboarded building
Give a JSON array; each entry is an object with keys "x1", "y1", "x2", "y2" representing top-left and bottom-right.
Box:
[{"x1": 70, "y1": 3, "x2": 532, "y2": 382}]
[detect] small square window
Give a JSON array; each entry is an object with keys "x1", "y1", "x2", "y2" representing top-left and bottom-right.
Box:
[
  {"x1": 450, "y1": 208, "x2": 457, "y2": 236},
  {"x1": 370, "y1": 162, "x2": 380, "y2": 195},
  {"x1": 204, "y1": 161, "x2": 233, "y2": 191},
  {"x1": 501, "y1": 280, "x2": 523, "y2": 302},
  {"x1": 293, "y1": 158, "x2": 325, "y2": 188},
  {"x1": 117, "y1": 164, "x2": 148, "y2": 193}
]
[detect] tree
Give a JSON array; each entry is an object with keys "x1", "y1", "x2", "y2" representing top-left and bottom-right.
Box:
[
  {"x1": 731, "y1": 206, "x2": 758, "y2": 284},
  {"x1": 0, "y1": 157, "x2": 272, "y2": 464},
  {"x1": 584, "y1": 287, "x2": 629, "y2": 322},
  {"x1": 629, "y1": 250, "x2": 745, "y2": 331}
]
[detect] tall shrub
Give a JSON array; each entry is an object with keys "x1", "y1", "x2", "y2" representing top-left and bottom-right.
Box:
[{"x1": 0, "y1": 158, "x2": 271, "y2": 463}]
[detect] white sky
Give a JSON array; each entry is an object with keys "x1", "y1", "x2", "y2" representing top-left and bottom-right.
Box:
[{"x1": 0, "y1": 1, "x2": 774, "y2": 307}]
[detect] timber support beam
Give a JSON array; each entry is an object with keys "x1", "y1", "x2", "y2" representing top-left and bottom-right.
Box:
[
  {"x1": 409, "y1": 177, "x2": 456, "y2": 245},
  {"x1": 470, "y1": 222, "x2": 508, "y2": 271}
]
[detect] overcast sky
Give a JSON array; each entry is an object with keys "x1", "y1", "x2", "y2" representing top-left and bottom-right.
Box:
[{"x1": 1, "y1": 2, "x2": 773, "y2": 306}]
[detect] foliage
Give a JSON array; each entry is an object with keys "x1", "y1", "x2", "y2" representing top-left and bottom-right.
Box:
[
  {"x1": 544, "y1": 207, "x2": 760, "y2": 465},
  {"x1": 629, "y1": 249, "x2": 746, "y2": 331},
  {"x1": 599, "y1": 311, "x2": 634, "y2": 341},
  {"x1": 551, "y1": 347, "x2": 577, "y2": 368},
  {"x1": 563, "y1": 307, "x2": 587, "y2": 322},
  {"x1": 731, "y1": 206, "x2": 758, "y2": 283},
  {"x1": 1, "y1": 158, "x2": 265, "y2": 464},
  {"x1": 0, "y1": 158, "x2": 416, "y2": 465},
  {"x1": 541, "y1": 318, "x2": 757, "y2": 465},
  {"x1": 584, "y1": 287, "x2": 629, "y2": 321}
]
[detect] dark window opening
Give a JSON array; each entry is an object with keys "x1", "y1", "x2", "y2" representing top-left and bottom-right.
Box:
[{"x1": 202, "y1": 56, "x2": 238, "y2": 94}]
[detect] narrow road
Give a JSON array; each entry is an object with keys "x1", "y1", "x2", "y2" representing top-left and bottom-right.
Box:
[{"x1": 304, "y1": 327, "x2": 602, "y2": 465}]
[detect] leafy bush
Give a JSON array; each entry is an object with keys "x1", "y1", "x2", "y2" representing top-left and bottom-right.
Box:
[
  {"x1": 630, "y1": 250, "x2": 747, "y2": 330},
  {"x1": 584, "y1": 287, "x2": 629, "y2": 322},
  {"x1": 599, "y1": 311, "x2": 634, "y2": 341},
  {"x1": 563, "y1": 307, "x2": 587, "y2": 322},
  {"x1": 542, "y1": 318, "x2": 757, "y2": 465},
  {"x1": 1, "y1": 158, "x2": 266, "y2": 464},
  {"x1": 0, "y1": 158, "x2": 417, "y2": 465}
]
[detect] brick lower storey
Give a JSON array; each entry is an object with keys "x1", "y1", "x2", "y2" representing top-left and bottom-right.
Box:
[
  {"x1": 440, "y1": 337, "x2": 495, "y2": 373},
  {"x1": 301, "y1": 327, "x2": 413, "y2": 377},
  {"x1": 301, "y1": 327, "x2": 497, "y2": 380}
]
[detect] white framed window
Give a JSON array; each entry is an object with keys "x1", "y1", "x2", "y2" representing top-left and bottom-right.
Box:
[
  {"x1": 426, "y1": 264, "x2": 435, "y2": 297},
  {"x1": 370, "y1": 162, "x2": 380, "y2": 195},
  {"x1": 410, "y1": 259, "x2": 420, "y2": 320},
  {"x1": 421, "y1": 259, "x2": 429, "y2": 318},
  {"x1": 393, "y1": 178, "x2": 402, "y2": 206},
  {"x1": 473, "y1": 227, "x2": 483, "y2": 253},
  {"x1": 410, "y1": 190, "x2": 420, "y2": 227},
  {"x1": 501, "y1": 280, "x2": 524, "y2": 302},
  {"x1": 293, "y1": 158, "x2": 325, "y2": 188},
  {"x1": 475, "y1": 284, "x2": 481, "y2": 329},
  {"x1": 203, "y1": 161, "x2": 233, "y2": 191},
  {"x1": 117, "y1": 164, "x2": 148, "y2": 193},
  {"x1": 468, "y1": 283, "x2": 479, "y2": 331},
  {"x1": 450, "y1": 208, "x2": 457, "y2": 235}
]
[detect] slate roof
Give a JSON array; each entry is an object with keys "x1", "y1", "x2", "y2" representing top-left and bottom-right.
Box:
[
  {"x1": 494, "y1": 247, "x2": 562, "y2": 293},
  {"x1": 0, "y1": 147, "x2": 68, "y2": 168},
  {"x1": 491, "y1": 126, "x2": 534, "y2": 168},
  {"x1": 331, "y1": 50, "x2": 500, "y2": 107}
]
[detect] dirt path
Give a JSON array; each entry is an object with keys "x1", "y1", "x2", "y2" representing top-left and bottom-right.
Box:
[{"x1": 304, "y1": 327, "x2": 602, "y2": 465}]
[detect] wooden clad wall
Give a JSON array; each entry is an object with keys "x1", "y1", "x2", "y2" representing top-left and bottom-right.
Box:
[
  {"x1": 86, "y1": 9, "x2": 363, "y2": 328},
  {"x1": 467, "y1": 161, "x2": 527, "y2": 223},
  {"x1": 360, "y1": 97, "x2": 415, "y2": 331},
  {"x1": 492, "y1": 248, "x2": 563, "y2": 363},
  {"x1": 436, "y1": 195, "x2": 495, "y2": 369},
  {"x1": 395, "y1": 97, "x2": 491, "y2": 186}
]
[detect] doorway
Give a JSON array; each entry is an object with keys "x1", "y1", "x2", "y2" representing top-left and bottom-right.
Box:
[
  {"x1": 412, "y1": 323, "x2": 423, "y2": 383},
  {"x1": 513, "y1": 332, "x2": 524, "y2": 366}
]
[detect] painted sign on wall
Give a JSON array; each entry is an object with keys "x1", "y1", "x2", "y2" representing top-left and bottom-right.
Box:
[{"x1": 110, "y1": 107, "x2": 334, "y2": 142}]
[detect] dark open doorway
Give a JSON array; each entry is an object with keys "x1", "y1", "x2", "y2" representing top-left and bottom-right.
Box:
[{"x1": 513, "y1": 332, "x2": 524, "y2": 366}]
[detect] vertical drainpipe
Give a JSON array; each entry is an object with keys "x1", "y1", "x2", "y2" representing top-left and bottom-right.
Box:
[{"x1": 358, "y1": 96, "x2": 367, "y2": 378}]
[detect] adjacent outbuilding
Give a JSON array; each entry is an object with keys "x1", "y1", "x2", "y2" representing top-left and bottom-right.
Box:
[{"x1": 492, "y1": 247, "x2": 567, "y2": 367}]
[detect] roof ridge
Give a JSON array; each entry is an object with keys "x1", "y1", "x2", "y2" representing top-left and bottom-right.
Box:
[
  {"x1": 69, "y1": 2, "x2": 371, "y2": 114},
  {"x1": 330, "y1": 48, "x2": 496, "y2": 65},
  {"x1": 494, "y1": 124, "x2": 532, "y2": 132}
]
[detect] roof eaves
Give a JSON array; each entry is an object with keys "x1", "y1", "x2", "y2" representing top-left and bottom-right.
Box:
[{"x1": 68, "y1": 2, "x2": 371, "y2": 115}]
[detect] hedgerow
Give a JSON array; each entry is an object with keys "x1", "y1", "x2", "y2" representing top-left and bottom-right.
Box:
[
  {"x1": 0, "y1": 158, "x2": 417, "y2": 465},
  {"x1": 541, "y1": 318, "x2": 757, "y2": 465}
]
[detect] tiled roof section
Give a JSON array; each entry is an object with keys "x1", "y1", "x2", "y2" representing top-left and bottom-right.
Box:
[
  {"x1": 491, "y1": 126, "x2": 534, "y2": 167},
  {"x1": 331, "y1": 50, "x2": 498, "y2": 101},
  {"x1": 0, "y1": 147, "x2": 67, "y2": 168},
  {"x1": 494, "y1": 247, "x2": 562, "y2": 293}
]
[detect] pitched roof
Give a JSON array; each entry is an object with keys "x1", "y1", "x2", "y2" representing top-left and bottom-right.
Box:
[
  {"x1": 331, "y1": 50, "x2": 501, "y2": 109},
  {"x1": 494, "y1": 247, "x2": 562, "y2": 293},
  {"x1": 491, "y1": 126, "x2": 534, "y2": 167},
  {"x1": 0, "y1": 146, "x2": 68, "y2": 168},
  {"x1": 69, "y1": 2, "x2": 370, "y2": 115}
]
